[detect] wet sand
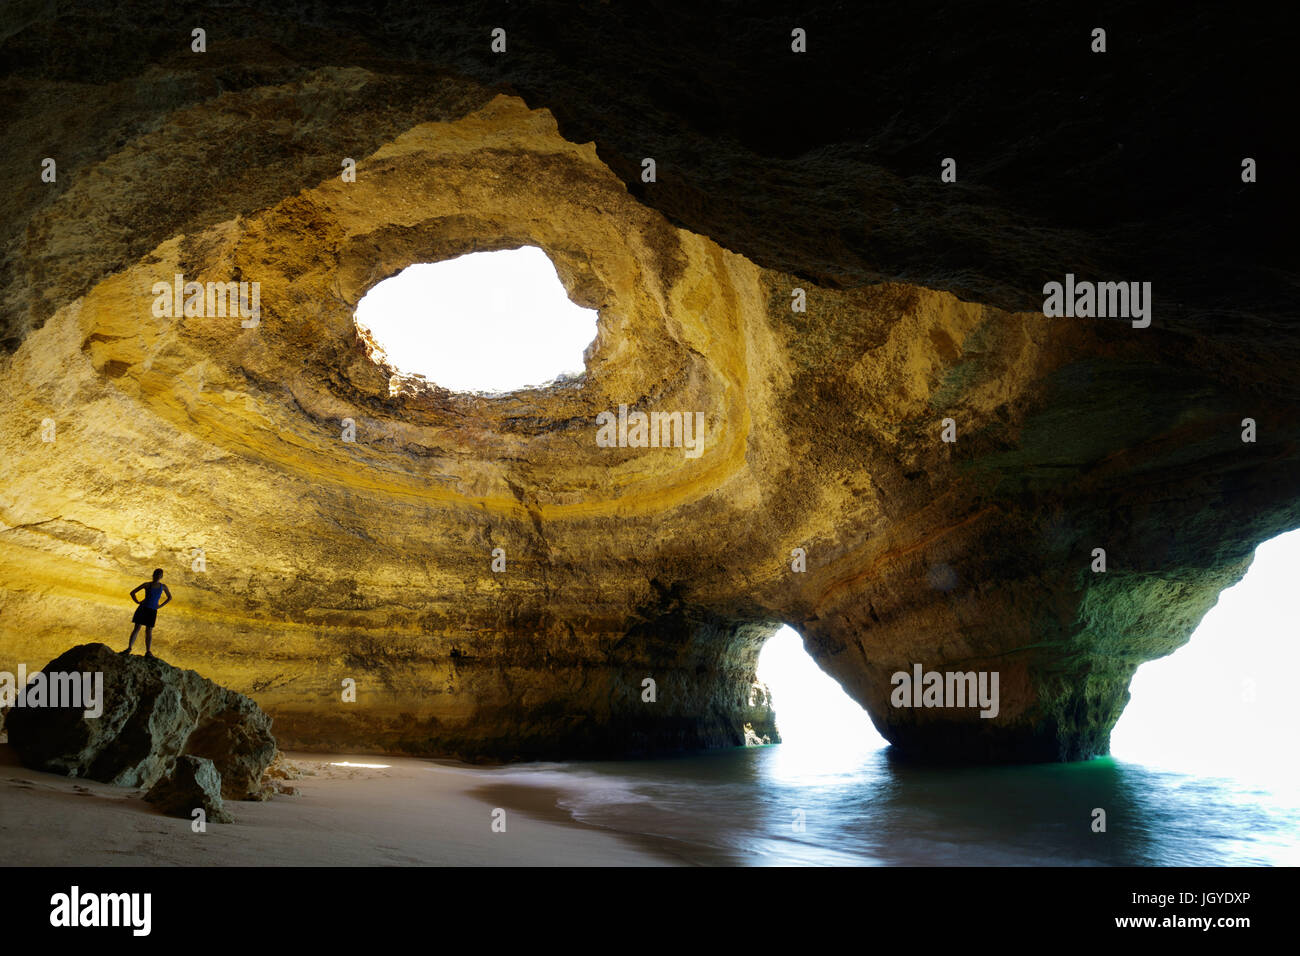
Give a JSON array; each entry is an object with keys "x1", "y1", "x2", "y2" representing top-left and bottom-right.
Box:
[{"x1": 0, "y1": 743, "x2": 673, "y2": 866}]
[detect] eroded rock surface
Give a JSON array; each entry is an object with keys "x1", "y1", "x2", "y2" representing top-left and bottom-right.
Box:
[
  {"x1": 0, "y1": 4, "x2": 1294, "y2": 763},
  {"x1": 145, "y1": 754, "x2": 234, "y2": 823},
  {"x1": 5, "y1": 644, "x2": 276, "y2": 795},
  {"x1": 254, "y1": 751, "x2": 303, "y2": 799}
]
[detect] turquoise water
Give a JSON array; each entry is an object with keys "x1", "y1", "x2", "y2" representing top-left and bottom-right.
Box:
[
  {"x1": 485, "y1": 743, "x2": 1300, "y2": 866},
  {"x1": 482, "y1": 533, "x2": 1300, "y2": 866}
]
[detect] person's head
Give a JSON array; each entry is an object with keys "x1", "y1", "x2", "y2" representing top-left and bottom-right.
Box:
[{"x1": 152, "y1": 568, "x2": 163, "y2": 581}]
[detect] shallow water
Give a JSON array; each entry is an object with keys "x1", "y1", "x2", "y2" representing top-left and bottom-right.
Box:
[{"x1": 481, "y1": 742, "x2": 1300, "y2": 866}]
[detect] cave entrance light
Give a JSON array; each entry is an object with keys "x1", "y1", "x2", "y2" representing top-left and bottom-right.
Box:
[
  {"x1": 353, "y1": 246, "x2": 598, "y2": 394},
  {"x1": 1110, "y1": 527, "x2": 1300, "y2": 786},
  {"x1": 757, "y1": 625, "x2": 885, "y2": 772}
]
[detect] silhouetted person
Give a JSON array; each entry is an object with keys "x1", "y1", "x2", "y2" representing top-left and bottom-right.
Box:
[{"x1": 124, "y1": 569, "x2": 171, "y2": 658}]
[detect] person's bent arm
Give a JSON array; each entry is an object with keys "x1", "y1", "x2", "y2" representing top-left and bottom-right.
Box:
[
  {"x1": 130, "y1": 584, "x2": 145, "y2": 604},
  {"x1": 159, "y1": 585, "x2": 172, "y2": 608}
]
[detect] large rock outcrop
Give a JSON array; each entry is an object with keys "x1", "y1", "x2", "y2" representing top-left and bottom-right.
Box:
[
  {"x1": 4, "y1": 643, "x2": 276, "y2": 796},
  {"x1": 0, "y1": 3, "x2": 1293, "y2": 762}
]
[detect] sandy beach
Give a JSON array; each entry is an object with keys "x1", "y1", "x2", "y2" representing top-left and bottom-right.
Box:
[{"x1": 0, "y1": 742, "x2": 673, "y2": 866}]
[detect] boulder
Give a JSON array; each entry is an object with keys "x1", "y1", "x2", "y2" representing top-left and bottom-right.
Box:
[
  {"x1": 5, "y1": 643, "x2": 276, "y2": 798},
  {"x1": 145, "y1": 755, "x2": 234, "y2": 824}
]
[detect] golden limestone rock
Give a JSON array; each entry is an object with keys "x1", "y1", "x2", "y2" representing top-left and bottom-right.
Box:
[{"x1": 2, "y1": 6, "x2": 1293, "y2": 763}]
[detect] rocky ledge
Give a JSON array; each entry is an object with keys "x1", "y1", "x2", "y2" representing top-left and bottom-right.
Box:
[{"x1": 4, "y1": 643, "x2": 278, "y2": 806}]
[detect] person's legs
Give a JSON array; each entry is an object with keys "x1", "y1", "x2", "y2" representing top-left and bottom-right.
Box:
[
  {"x1": 125, "y1": 624, "x2": 140, "y2": 653},
  {"x1": 144, "y1": 626, "x2": 154, "y2": 657}
]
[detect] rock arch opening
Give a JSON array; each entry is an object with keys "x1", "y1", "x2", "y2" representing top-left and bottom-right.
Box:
[
  {"x1": 1111, "y1": 527, "x2": 1300, "y2": 783},
  {"x1": 756, "y1": 625, "x2": 884, "y2": 755},
  {"x1": 353, "y1": 246, "x2": 598, "y2": 394}
]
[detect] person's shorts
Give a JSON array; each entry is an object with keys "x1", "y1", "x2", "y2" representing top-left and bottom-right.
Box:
[{"x1": 132, "y1": 605, "x2": 158, "y2": 628}]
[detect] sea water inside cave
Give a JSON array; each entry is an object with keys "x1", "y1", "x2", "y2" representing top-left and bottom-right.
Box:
[{"x1": 467, "y1": 530, "x2": 1300, "y2": 865}]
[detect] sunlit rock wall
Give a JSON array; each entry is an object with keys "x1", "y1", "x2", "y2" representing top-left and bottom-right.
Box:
[{"x1": 1, "y1": 2, "x2": 1293, "y2": 761}]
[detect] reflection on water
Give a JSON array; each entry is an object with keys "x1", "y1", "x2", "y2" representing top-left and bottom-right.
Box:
[
  {"x1": 476, "y1": 533, "x2": 1300, "y2": 866},
  {"x1": 483, "y1": 743, "x2": 1300, "y2": 866}
]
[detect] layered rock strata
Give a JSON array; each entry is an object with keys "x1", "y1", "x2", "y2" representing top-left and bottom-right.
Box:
[{"x1": 0, "y1": 4, "x2": 1293, "y2": 762}]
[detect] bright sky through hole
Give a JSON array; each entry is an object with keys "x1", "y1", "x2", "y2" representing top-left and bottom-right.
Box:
[
  {"x1": 758, "y1": 529, "x2": 1299, "y2": 785},
  {"x1": 354, "y1": 246, "x2": 598, "y2": 393},
  {"x1": 1111, "y1": 527, "x2": 1300, "y2": 786}
]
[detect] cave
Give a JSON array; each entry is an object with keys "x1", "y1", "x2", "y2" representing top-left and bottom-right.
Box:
[{"x1": 0, "y1": 1, "x2": 1293, "y2": 777}]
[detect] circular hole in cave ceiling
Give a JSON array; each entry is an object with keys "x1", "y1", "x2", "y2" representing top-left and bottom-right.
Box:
[{"x1": 353, "y1": 245, "x2": 598, "y2": 394}]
